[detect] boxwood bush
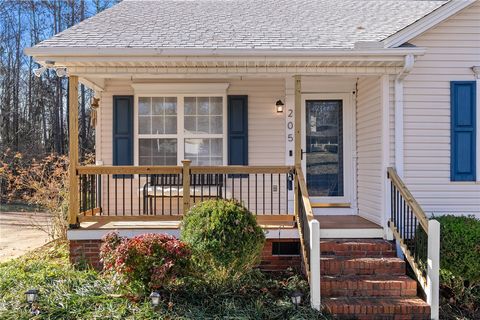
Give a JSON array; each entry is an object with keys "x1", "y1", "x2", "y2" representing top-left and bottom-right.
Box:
[
  {"x1": 433, "y1": 215, "x2": 480, "y2": 316},
  {"x1": 180, "y1": 199, "x2": 265, "y2": 283}
]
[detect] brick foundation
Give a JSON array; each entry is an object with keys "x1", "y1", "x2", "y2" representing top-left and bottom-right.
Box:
[
  {"x1": 70, "y1": 239, "x2": 103, "y2": 270},
  {"x1": 69, "y1": 238, "x2": 301, "y2": 272}
]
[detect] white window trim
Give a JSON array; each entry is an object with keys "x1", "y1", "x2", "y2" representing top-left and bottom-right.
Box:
[
  {"x1": 132, "y1": 83, "x2": 229, "y2": 166},
  {"x1": 472, "y1": 67, "x2": 480, "y2": 182}
]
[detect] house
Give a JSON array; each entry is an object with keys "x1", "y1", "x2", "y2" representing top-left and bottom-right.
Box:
[{"x1": 25, "y1": 0, "x2": 480, "y2": 318}]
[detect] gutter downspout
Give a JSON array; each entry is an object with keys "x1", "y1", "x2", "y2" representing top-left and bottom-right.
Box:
[{"x1": 394, "y1": 54, "x2": 415, "y2": 178}]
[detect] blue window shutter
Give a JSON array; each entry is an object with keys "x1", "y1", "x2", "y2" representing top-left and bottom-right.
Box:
[
  {"x1": 451, "y1": 81, "x2": 476, "y2": 181},
  {"x1": 228, "y1": 95, "x2": 248, "y2": 166},
  {"x1": 113, "y1": 96, "x2": 133, "y2": 178}
]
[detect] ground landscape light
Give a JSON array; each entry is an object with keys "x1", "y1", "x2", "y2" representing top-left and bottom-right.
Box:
[
  {"x1": 25, "y1": 289, "x2": 39, "y2": 304},
  {"x1": 150, "y1": 291, "x2": 161, "y2": 307},
  {"x1": 276, "y1": 100, "x2": 285, "y2": 113},
  {"x1": 290, "y1": 291, "x2": 303, "y2": 309}
]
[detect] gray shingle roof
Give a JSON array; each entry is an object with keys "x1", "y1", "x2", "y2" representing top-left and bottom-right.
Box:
[{"x1": 34, "y1": 0, "x2": 446, "y2": 50}]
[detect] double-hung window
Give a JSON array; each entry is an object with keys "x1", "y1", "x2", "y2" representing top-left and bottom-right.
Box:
[{"x1": 134, "y1": 85, "x2": 228, "y2": 166}]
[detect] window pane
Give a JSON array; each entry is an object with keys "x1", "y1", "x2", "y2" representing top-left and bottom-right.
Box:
[
  {"x1": 164, "y1": 116, "x2": 177, "y2": 134},
  {"x1": 165, "y1": 157, "x2": 177, "y2": 165},
  {"x1": 139, "y1": 97, "x2": 151, "y2": 115},
  {"x1": 151, "y1": 116, "x2": 164, "y2": 134},
  {"x1": 198, "y1": 97, "x2": 209, "y2": 115},
  {"x1": 139, "y1": 97, "x2": 177, "y2": 135},
  {"x1": 164, "y1": 97, "x2": 177, "y2": 115},
  {"x1": 184, "y1": 116, "x2": 196, "y2": 134},
  {"x1": 210, "y1": 138, "x2": 222, "y2": 157},
  {"x1": 185, "y1": 138, "x2": 222, "y2": 165},
  {"x1": 138, "y1": 117, "x2": 151, "y2": 134},
  {"x1": 185, "y1": 97, "x2": 196, "y2": 115},
  {"x1": 139, "y1": 157, "x2": 152, "y2": 165},
  {"x1": 139, "y1": 138, "x2": 177, "y2": 165},
  {"x1": 152, "y1": 97, "x2": 164, "y2": 115},
  {"x1": 139, "y1": 139, "x2": 152, "y2": 157},
  {"x1": 197, "y1": 116, "x2": 209, "y2": 134},
  {"x1": 185, "y1": 138, "x2": 201, "y2": 157},
  {"x1": 210, "y1": 116, "x2": 222, "y2": 134},
  {"x1": 210, "y1": 97, "x2": 222, "y2": 115},
  {"x1": 211, "y1": 157, "x2": 223, "y2": 165}
]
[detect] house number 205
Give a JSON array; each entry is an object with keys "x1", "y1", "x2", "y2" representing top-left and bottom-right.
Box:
[{"x1": 287, "y1": 109, "x2": 294, "y2": 142}]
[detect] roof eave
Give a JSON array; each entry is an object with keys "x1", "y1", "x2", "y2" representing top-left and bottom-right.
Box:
[
  {"x1": 382, "y1": 0, "x2": 475, "y2": 48},
  {"x1": 25, "y1": 46, "x2": 426, "y2": 60}
]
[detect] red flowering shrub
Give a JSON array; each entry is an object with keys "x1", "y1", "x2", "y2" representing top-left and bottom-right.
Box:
[{"x1": 100, "y1": 232, "x2": 190, "y2": 291}]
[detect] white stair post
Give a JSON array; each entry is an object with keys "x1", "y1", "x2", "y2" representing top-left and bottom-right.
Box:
[
  {"x1": 309, "y1": 219, "x2": 321, "y2": 311},
  {"x1": 427, "y1": 220, "x2": 440, "y2": 320}
]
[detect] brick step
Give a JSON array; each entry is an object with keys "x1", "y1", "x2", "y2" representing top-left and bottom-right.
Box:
[
  {"x1": 321, "y1": 256, "x2": 405, "y2": 276},
  {"x1": 320, "y1": 239, "x2": 396, "y2": 257},
  {"x1": 321, "y1": 275, "x2": 417, "y2": 297},
  {"x1": 322, "y1": 297, "x2": 430, "y2": 320}
]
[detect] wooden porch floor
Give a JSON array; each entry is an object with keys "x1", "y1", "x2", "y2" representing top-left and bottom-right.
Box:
[
  {"x1": 314, "y1": 215, "x2": 381, "y2": 229},
  {"x1": 78, "y1": 215, "x2": 381, "y2": 231}
]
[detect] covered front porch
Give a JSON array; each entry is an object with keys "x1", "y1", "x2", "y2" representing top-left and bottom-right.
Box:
[{"x1": 42, "y1": 48, "x2": 425, "y2": 241}]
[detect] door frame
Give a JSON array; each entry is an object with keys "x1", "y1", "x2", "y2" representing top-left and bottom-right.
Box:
[{"x1": 301, "y1": 93, "x2": 355, "y2": 212}]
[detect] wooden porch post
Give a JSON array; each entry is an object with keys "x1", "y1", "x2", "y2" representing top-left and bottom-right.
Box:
[
  {"x1": 294, "y1": 75, "x2": 302, "y2": 217},
  {"x1": 294, "y1": 75, "x2": 302, "y2": 167},
  {"x1": 68, "y1": 75, "x2": 79, "y2": 228},
  {"x1": 182, "y1": 160, "x2": 191, "y2": 214}
]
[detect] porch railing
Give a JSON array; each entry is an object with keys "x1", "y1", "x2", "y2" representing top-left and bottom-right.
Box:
[
  {"x1": 294, "y1": 166, "x2": 321, "y2": 311},
  {"x1": 75, "y1": 162, "x2": 294, "y2": 222},
  {"x1": 387, "y1": 167, "x2": 439, "y2": 320}
]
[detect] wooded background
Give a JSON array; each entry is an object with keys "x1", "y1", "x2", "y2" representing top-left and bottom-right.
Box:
[{"x1": 0, "y1": 0, "x2": 119, "y2": 159}]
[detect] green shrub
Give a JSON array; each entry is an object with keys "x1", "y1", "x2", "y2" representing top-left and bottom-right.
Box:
[
  {"x1": 180, "y1": 199, "x2": 266, "y2": 283},
  {"x1": 433, "y1": 215, "x2": 480, "y2": 316},
  {"x1": 100, "y1": 232, "x2": 190, "y2": 293}
]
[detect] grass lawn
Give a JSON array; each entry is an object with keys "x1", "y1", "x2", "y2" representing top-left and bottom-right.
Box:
[{"x1": 0, "y1": 241, "x2": 328, "y2": 319}]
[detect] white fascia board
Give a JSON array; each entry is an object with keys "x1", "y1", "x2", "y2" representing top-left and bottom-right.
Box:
[
  {"x1": 131, "y1": 83, "x2": 230, "y2": 95},
  {"x1": 24, "y1": 46, "x2": 426, "y2": 59},
  {"x1": 382, "y1": 0, "x2": 475, "y2": 48}
]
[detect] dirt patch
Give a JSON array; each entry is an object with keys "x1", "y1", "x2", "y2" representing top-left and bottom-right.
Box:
[{"x1": 0, "y1": 211, "x2": 50, "y2": 262}]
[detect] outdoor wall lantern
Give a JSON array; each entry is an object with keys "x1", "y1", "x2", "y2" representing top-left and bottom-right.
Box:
[
  {"x1": 290, "y1": 291, "x2": 303, "y2": 309},
  {"x1": 276, "y1": 100, "x2": 285, "y2": 113},
  {"x1": 149, "y1": 291, "x2": 161, "y2": 307}
]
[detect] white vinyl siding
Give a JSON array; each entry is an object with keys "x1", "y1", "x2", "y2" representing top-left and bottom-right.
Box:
[
  {"x1": 228, "y1": 78, "x2": 286, "y2": 165},
  {"x1": 402, "y1": 1, "x2": 480, "y2": 216},
  {"x1": 356, "y1": 76, "x2": 383, "y2": 225}
]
